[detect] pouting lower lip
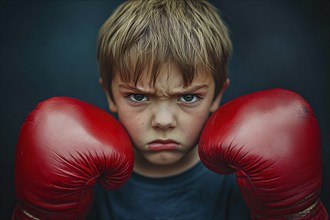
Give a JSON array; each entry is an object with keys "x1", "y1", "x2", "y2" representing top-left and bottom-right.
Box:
[
  {"x1": 148, "y1": 139, "x2": 178, "y2": 144},
  {"x1": 148, "y1": 140, "x2": 179, "y2": 151}
]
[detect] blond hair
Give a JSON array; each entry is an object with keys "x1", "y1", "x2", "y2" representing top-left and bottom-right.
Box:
[{"x1": 97, "y1": 0, "x2": 232, "y2": 98}]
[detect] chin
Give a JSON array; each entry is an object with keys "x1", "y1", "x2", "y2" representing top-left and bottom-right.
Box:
[{"x1": 147, "y1": 151, "x2": 184, "y2": 166}]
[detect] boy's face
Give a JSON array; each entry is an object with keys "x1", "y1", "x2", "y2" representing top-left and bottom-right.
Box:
[{"x1": 104, "y1": 62, "x2": 226, "y2": 174}]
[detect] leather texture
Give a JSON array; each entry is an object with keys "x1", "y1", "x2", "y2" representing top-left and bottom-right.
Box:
[
  {"x1": 13, "y1": 97, "x2": 134, "y2": 220},
  {"x1": 199, "y1": 88, "x2": 328, "y2": 219}
]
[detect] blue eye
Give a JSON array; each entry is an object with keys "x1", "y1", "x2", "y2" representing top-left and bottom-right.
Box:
[
  {"x1": 179, "y1": 94, "x2": 201, "y2": 104},
  {"x1": 127, "y1": 94, "x2": 148, "y2": 102}
]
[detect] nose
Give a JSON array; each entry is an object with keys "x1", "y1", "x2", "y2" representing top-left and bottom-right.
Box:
[{"x1": 151, "y1": 103, "x2": 177, "y2": 131}]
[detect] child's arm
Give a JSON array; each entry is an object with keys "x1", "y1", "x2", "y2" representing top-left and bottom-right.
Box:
[
  {"x1": 12, "y1": 97, "x2": 134, "y2": 220},
  {"x1": 199, "y1": 88, "x2": 328, "y2": 219}
]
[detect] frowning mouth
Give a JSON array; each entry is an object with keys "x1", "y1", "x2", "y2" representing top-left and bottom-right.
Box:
[{"x1": 147, "y1": 139, "x2": 179, "y2": 151}]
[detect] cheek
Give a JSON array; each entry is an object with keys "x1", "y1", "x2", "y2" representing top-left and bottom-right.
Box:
[
  {"x1": 180, "y1": 109, "x2": 210, "y2": 143},
  {"x1": 117, "y1": 109, "x2": 147, "y2": 144}
]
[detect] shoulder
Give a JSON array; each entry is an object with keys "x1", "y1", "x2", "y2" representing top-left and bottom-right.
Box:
[{"x1": 198, "y1": 162, "x2": 238, "y2": 189}]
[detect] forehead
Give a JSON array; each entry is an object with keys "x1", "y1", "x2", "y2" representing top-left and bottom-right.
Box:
[{"x1": 114, "y1": 62, "x2": 214, "y2": 92}]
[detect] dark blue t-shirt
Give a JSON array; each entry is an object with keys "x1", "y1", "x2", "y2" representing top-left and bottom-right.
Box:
[{"x1": 88, "y1": 162, "x2": 250, "y2": 220}]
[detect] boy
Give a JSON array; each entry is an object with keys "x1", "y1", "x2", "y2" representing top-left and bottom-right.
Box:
[
  {"x1": 13, "y1": 0, "x2": 326, "y2": 219},
  {"x1": 90, "y1": 0, "x2": 250, "y2": 219}
]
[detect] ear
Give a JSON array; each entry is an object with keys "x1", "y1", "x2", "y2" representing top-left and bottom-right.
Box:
[
  {"x1": 209, "y1": 78, "x2": 230, "y2": 113},
  {"x1": 99, "y1": 78, "x2": 118, "y2": 113}
]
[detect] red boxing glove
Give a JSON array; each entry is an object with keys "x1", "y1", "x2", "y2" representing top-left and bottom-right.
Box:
[
  {"x1": 13, "y1": 97, "x2": 134, "y2": 220},
  {"x1": 199, "y1": 88, "x2": 328, "y2": 219}
]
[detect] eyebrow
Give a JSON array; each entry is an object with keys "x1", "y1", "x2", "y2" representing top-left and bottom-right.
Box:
[{"x1": 118, "y1": 84, "x2": 209, "y2": 96}]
